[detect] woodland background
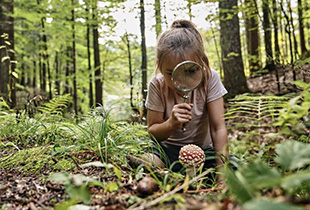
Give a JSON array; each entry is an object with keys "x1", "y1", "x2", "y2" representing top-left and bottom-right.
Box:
[
  {"x1": 0, "y1": 0, "x2": 310, "y2": 210},
  {"x1": 0, "y1": 0, "x2": 309, "y2": 118}
]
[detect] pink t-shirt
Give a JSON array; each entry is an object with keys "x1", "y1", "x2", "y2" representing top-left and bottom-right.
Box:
[{"x1": 145, "y1": 69, "x2": 227, "y2": 148}]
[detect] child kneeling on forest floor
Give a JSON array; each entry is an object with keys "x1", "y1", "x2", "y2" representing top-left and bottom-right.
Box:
[{"x1": 142, "y1": 19, "x2": 237, "y2": 186}]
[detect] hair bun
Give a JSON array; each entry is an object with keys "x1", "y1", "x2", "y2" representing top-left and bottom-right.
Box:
[{"x1": 171, "y1": 20, "x2": 195, "y2": 29}]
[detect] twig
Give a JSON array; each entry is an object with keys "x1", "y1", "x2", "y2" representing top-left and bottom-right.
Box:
[
  {"x1": 186, "y1": 186, "x2": 225, "y2": 194},
  {"x1": 128, "y1": 168, "x2": 212, "y2": 210}
]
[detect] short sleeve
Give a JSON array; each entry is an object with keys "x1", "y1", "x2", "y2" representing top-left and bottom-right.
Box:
[
  {"x1": 145, "y1": 77, "x2": 165, "y2": 112},
  {"x1": 206, "y1": 69, "x2": 228, "y2": 103}
]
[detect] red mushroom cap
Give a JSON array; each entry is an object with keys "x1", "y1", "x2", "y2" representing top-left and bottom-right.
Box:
[{"x1": 179, "y1": 144, "x2": 205, "y2": 168}]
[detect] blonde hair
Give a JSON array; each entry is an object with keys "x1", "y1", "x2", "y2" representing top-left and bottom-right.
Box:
[{"x1": 156, "y1": 20, "x2": 210, "y2": 80}]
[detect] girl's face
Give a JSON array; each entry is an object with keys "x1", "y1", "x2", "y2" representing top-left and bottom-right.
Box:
[{"x1": 160, "y1": 59, "x2": 183, "y2": 92}]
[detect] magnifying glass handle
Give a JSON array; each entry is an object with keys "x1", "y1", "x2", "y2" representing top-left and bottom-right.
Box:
[{"x1": 182, "y1": 95, "x2": 189, "y2": 132}]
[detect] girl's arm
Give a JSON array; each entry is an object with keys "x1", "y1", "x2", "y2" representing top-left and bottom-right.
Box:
[
  {"x1": 147, "y1": 103, "x2": 192, "y2": 141},
  {"x1": 207, "y1": 97, "x2": 229, "y2": 182}
]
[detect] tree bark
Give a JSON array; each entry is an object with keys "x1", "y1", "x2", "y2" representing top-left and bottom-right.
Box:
[
  {"x1": 297, "y1": 0, "x2": 308, "y2": 57},
  {"x1": 0, "y1": 0, "x2": 15, "y2": 107},
  {"x1": 219, "y1": 0, "x2": 248, "y2": 98},
  {"x1": 262, "y1": 0, "x2": 275, "y2": 71},
  {"x1": 272, "y1": 0, "x2": 281, "y2": 61},
  {"x1": 93, "y1": 0, "x2": 103, "y2": 106},
  {"x1": 244, "y1": 0, "x2": 261, "y2": 76},
  {"x1": 72, "y1": 0, "x2": 78, "y2": 116},
  {"x1": 154, "y1": 0, "x2": 162, "y2": 37},
  {"x1": 140, "y1": 0, "x2": 148, "y2": 116},
  {"x1": 86, "y1": 6, "x2": 93, "y2": 108}
]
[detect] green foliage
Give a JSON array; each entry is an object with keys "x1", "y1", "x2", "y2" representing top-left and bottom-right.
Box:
[
  {"x1": 243, "y1": 199, "x2": 303, "y2": 210},
  {"x1": 225, "y1": 94, "x2": 288, "y2": 130},
  {"x1": 39, "y1": 94, "x2": 72, "y2": 115},
  {"x1": 49, "y1": 172, "x2": 104, "y2": 204},
  {"x1": 274, "y1": 81, "x2": 310, "y2": 141},
  {"x1": 275, "y1": 140, "x2": 310, "y2": 171},
  {"x1": 226, "y1": 140, "x2": 310, "y2": 207}
]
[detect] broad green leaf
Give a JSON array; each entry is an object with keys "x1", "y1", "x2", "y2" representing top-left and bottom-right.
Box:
[
  {"x1": 244, "y1": 199, "x2": 304, "y2": 210},
  {"x1": 281, "y1": 170, "x2": 310, "y2": 190},
  {"x1": 275, "y1": 140, "x2": 310, "y2": 171},
  {"x1": 239, "y1": 161, "x2": 281, "y2": 189},
  {"x1": 225, "y1": 167, "x2": 253, "y2": 204}
]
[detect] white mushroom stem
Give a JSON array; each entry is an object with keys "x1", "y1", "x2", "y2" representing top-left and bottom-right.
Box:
[{"x1": 186, "y1": 167, "x2": 196, "y2": 178}]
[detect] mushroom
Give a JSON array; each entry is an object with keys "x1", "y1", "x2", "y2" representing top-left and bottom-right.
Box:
[
  {"x1": 179, "y1": 144, "x2": 205, "y2": 177},
  {"x1": 136, "y1": 175, "x2": 158, "y2": 197}
]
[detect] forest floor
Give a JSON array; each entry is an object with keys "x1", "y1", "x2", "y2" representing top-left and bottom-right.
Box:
[{"x1": 0, "y1": 64, "x2": 309, "y2": 210}]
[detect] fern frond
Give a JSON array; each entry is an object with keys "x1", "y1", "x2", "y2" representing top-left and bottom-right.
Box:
[{"x1": 39, "y1": 94, "x2": 72, "y2": 115}]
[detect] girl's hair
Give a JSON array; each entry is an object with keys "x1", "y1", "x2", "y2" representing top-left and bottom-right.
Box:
[{"x1": 156, "y1": 19, "x2": 210, "y2": 80}]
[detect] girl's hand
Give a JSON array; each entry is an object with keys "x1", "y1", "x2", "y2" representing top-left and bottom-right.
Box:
[{"x1": 169, "y1": 103, "x2": 193, "y2": 130}]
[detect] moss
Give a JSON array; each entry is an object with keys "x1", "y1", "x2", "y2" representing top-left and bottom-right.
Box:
[{"x1": 0, "y1": 146, "x2": 75, "y2": 174}]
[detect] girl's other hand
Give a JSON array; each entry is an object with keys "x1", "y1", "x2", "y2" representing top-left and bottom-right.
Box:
[{"x1": 169, "y1": 103, "x2": 193, "y2": 130}]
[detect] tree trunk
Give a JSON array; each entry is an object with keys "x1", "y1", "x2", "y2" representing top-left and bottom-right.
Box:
[
  {"x1": 41, "y1": 17, "x2": 52, "y2": 99},
  {"x1": 244, "y1": 0, "x2": 261, "y2": 76},
  {"x1": 0, "y1": 36, "x2": 10, "y2": 102},
  {"x1": 219, "y1": 0, "x2": 248, "y2": 98},
  {"x1": 287, "y1": 0, "x2": 299, "y2": 61},
  {"x1": 123, "y1": 33, "x2": 135, "y2": 109},
  {"x1": 86, "y1": 6, "x2": 93, "y2": 108},
  {"x1": 262, "y1": 0, "x2": 275, "y2": 71},
  {"x1": 93, "y1": 0, "x2": 103, "y2": 106},
  {"x1": 0, "y1": 0, "x2": 15, "y2": 107},
  {"x1": 140, "y1": 0, "x2": 148, "y2": 116},
  {"x1": 55, "y1": 52, "x2": 60, "y2": 95},
  {"x1": 72, "y1": 0, "x2": 78, "y2": 116},
  {"x1": 297, "y1": 0, "x2": 308, "y2": 57},
  {"x1": 272, "y1": 0, "x2": 281, "y2": 61},
  {"x1": 280, "y1": 0, "x2": 294, "y2": 64},
  {"x1": 154, "y1": 0, "x2": 162, "y2": 37}
]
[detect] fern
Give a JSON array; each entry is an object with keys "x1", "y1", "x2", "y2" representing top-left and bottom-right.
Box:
[
  {"x1": 225, "y1": 94, "x2": 289, "y2": 143},
  {"x1": 39, "y1": 94, "x2": 72, "y2": 115}
]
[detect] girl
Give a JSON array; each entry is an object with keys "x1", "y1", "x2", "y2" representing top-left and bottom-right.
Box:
[{"x1": 144, "y1": 19, "x2": 229, "y2": 183}]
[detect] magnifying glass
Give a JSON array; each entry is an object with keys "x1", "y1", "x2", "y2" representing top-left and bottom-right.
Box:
[{"x1": 172, "y1": 61, "x2": 204, "y2": 131}]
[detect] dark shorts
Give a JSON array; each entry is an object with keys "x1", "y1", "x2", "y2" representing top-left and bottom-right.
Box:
[
  {"x1": 146, "y1": 141, "x2": 217, "y2": 173},
  {"x1": 146, "y1": 141, "x2": 238, "y2": 174}
]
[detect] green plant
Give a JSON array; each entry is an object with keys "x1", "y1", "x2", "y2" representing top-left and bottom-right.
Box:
[
  {"x1": 274, "y1": 81, "x2": 310, "y2": 141},
  {"x1": 38, "y1": 94, "x2": 72, "y2": 116},
  {"x1": 225, "y1": 140, "x2": 310, "y2": 208},
  {"x1": 225, "y1": 94, "x2": 288, "y2": 143}
]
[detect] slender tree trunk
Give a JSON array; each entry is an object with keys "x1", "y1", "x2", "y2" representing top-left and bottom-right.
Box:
[
  {"x1": 244, "y1": 0, "x2": 261, "y2": 76},
  {"x1": 64, "y1": 46, "x2": 71, "y2": 94},
  {"x1": 272, "y1": 0, "x2": 281, "y2": 61},
  {"x1": 298, "y1": 0, "x2": 308, "y2": 57},
  {"x1": 287, "y1": 0, "x2": 299, "y2": 61},
  {"x1": 154, "y1": 0, "x2": 162, "y2": 37},
  {"x1": 187, "y1": 0, "x2": 193, "y2": 21},
  {"x1": 32, "y1": 60, "x2": 37, "y2": 90},
  {"x1": 86, "y1": 7, "x2": 93, "y2": 108},
  {"x1": 219, "y1": 0, "x2": 248, "y2": 98},
  {"x1": 140, "y1": 0, "x2": 147, "y2": 116},
  {"x1": 0, "y1": 0, "x2": 15, "y2": 107},
  {"x1": 0, "y1": 36, "x2": 10, "y2": 102},
  {"x1": 262, "y1": 0, "x2": 275, "y2": 71},
  {"x1": 280, "y1": 0, "x2": 294, "y2": 64},
  {"x1": 123, "y1": 33, "x2": 134, "y2": 109},
  {"x1": 271, "y1": 0, "x2": 281, "y2": 94},
  {"x1": 72, "y1": 0, "x2": 78, "y2": 115},
  {"x1": 41, "y1": 18, "x2": 52, "y2": 99},
  {"x1": 55, "y1": 52, "x2": 60, "y2": 95},
  {"x1": 92, "y1": 0, "x2": 102, "y2": 106}
]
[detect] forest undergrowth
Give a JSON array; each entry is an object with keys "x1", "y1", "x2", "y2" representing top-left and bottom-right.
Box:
[{"x1": 0, "y1": 67, "x2": 309, "y2": 210}]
